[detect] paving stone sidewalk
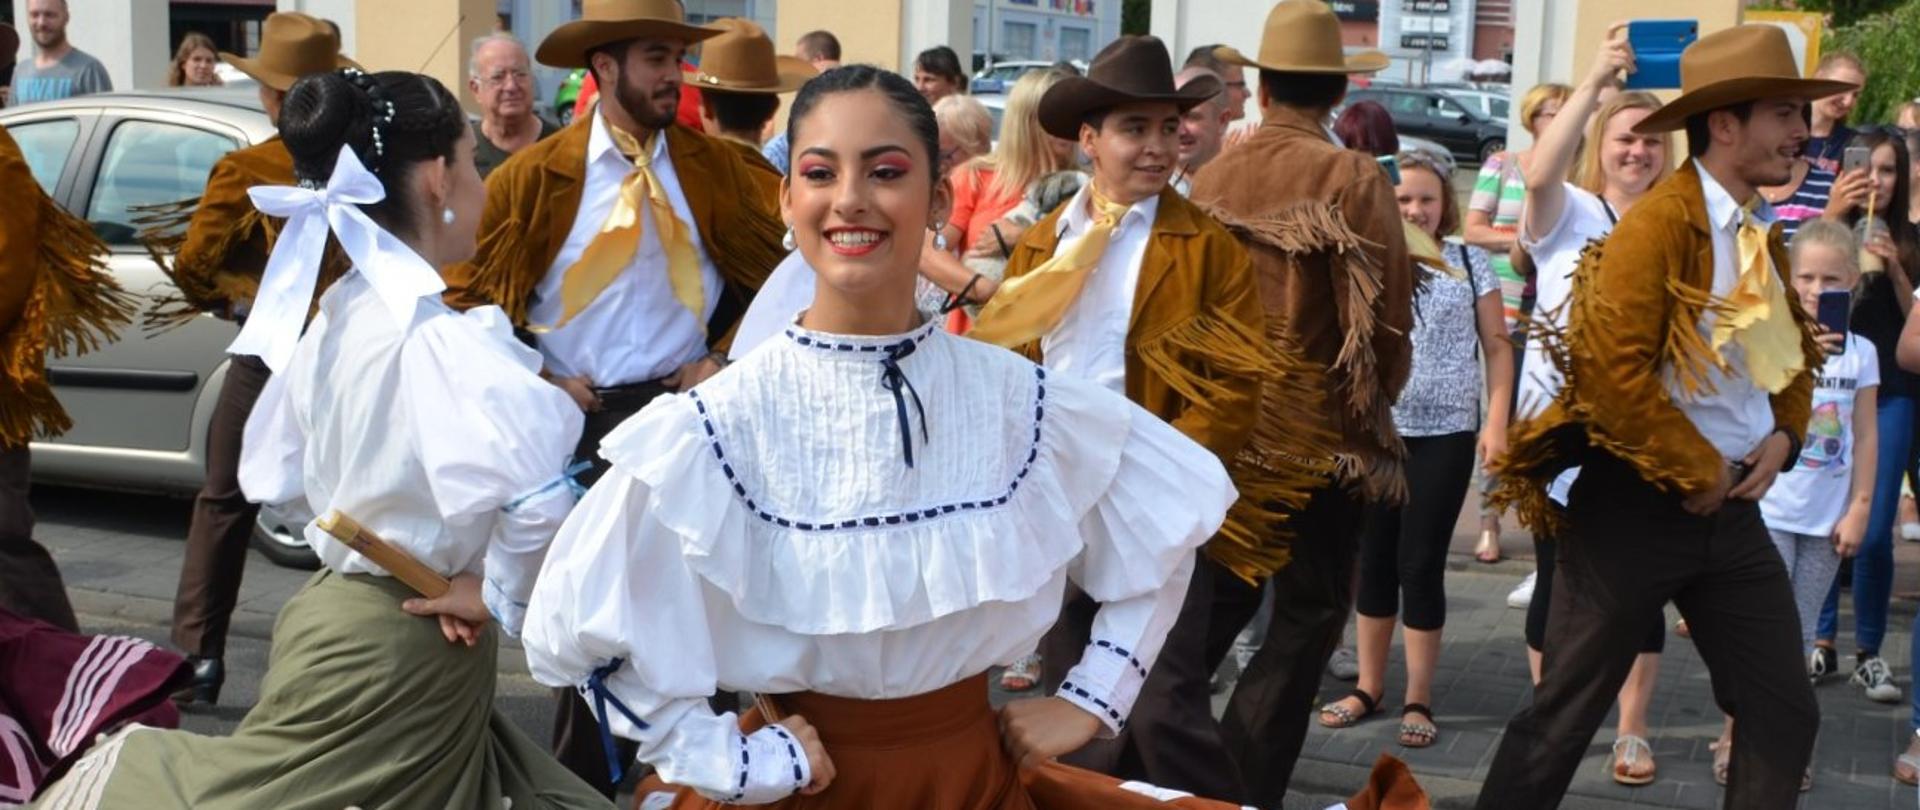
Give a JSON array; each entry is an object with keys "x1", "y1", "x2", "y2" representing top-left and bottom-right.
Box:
[{"x1": 32, "y1": 485, "x2": 1920, "y2": 808}]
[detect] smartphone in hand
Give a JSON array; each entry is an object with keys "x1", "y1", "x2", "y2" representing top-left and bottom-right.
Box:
[
  {"x1": 1817, "y1": 289, "x2": 1852, "y2": 353},
  {"x1": 1843, "y1": 145, "x2": 1871, "y2": 175},
  {"x1": 1623, "y1": 20, "x2": 1697, "y2": 91}
]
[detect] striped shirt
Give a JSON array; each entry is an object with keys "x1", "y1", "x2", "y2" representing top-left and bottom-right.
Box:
[{"x1": 1469, "y1": 152, "x2": 1529, "y2": 331}]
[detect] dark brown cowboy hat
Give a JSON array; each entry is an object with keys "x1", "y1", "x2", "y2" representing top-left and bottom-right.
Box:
[
  {"x1": 536, "y1": 0, "x2": 722, "y2": 70},
  {"x1": 1633, "y1": 25, "x2": 1858, "y2": 134},
  {"x1": 1038, "y1": 35, "x2": 1220, "y2": 140},
  {"x1": 688, "y1": 18, "x2": 815, "y2": 95},
  {"x1": 1213, "y1": 0, "x2": 1387, "y2": 76},
  {"x1": 221, "y1": 12, "x2": 360, "y2": 92}
]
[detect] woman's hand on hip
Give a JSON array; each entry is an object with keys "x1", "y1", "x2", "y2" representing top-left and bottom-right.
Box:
[
  {"x1": 401, "y1": 573, "x2": 489, "y2": 647},
  {"x1": 776, "y1": 715, "x2": 836, "y2": 796}
]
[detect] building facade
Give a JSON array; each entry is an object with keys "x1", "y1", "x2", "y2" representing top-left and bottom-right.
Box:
[{"x1": 971, "y1": 0, "x2": 1120, "y2": 67}]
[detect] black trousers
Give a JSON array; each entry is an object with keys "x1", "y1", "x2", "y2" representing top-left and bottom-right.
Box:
[
  {"x1": 1477, "y1": 453, "x2": 1817, "y2": 809},
  {"x1": 170, "y1": 355, "x2": 270, "y2": 658},
  {"x1": 1526, "y1": 530, "x2": 1665, "y2": 654},
  {"x1": 0, "y1": 446, "x2": 78, "y2": 631},
  {"x1": 1210, "y1": 482, "x2": 1366, "y2": 809},
  {"x1": 1041, "y1": 551, "x2": 1245, "y2": 801},
  {"x1": 1356, "y1": 432, "x2": 1476, "y2": 630}
]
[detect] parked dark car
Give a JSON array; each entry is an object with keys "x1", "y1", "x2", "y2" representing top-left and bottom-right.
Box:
[
  {"x1": 1346, "y1": 86, "x2": 1506, "y2": 165},
  {"x1": 1, "y1": 86, "x2": 321, "y2": 570}
]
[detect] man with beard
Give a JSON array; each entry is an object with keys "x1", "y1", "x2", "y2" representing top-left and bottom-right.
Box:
[
  {"x1": 1481, "y1": 25, "x2": 1850, "y2": 809},
  {"x1": 444, "y1": 0, "x2": 783, "y2": 794},
  {"x1": 8, "y1": 0, "x2": 109, "y2": 106}
]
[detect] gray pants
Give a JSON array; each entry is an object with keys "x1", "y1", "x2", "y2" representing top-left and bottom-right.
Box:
[{"x1": 1768, "y1": 528, "x2": 1844, "y2": 657}]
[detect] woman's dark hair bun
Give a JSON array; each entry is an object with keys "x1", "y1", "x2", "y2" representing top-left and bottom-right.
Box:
[{"x1": 278, "y1": 68, "x2": 468, "y2": 235}]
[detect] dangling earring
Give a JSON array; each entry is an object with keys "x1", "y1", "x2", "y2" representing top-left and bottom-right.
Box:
[
  {"x1": 441, "y1": 208, "x2": 456, "y2": 225},
  {"x1": 932, "y1": 229, "x2": 949, "y2": 252},
  {"x1": 782, "y1": 227, "x2": 797, "y2": 251}
]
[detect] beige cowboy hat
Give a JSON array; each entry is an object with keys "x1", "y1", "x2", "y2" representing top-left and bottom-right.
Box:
[
  {"x1": 536, "y1": 0, "x2": 722, "y2": 69},
  {"x1": 689, "y1": 18, "x2": 816, "y2": 95},
  {"x1": 1213, "y1": 0, "x2": 1388, "y2": 76},
  {"x1": 1038, "y1": 35, "x2": 1221, "y2": 140},
  {"x1": 221, "y1": 12, "x2": 360, "y2": 92},
  {"x1": 1632, "y1": 24, "x2": 1858, "y2": 134}
]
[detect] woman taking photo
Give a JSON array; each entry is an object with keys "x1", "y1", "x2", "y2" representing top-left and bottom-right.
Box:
[
  {"x1": 35, "y1": 69, "x2": 610, "y2": 809},
  {"x1": 1509, "y1": 31, "x2": 1672, "y2": 786},
  {"x1": 1316, "y1": 148, "x2": 1509, "y2": 750},
  {"x1": 523, "y1": 65, "x2": 1248, "y2": 808},
  {"x1": 167, "y1": 32, "x2": 222, "y2": 87}
]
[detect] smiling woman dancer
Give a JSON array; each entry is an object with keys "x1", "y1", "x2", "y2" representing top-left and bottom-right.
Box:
[{"x1": 523, "y1": 64, "x2": 1256, "y2": 809}]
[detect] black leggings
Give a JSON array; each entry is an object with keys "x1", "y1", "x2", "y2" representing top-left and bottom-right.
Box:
[
  {"x1": 1357, "y1": 432, "x2": 1477, "y2": 630},
  {"x1": 1525, "y1": 529, "x2": 1667, "y2": 654}
]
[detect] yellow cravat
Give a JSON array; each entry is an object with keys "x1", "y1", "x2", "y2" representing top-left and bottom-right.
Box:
[
  {"x1": 970, "y1": 187, "x2": 1132, "y2": 348},
  {"x1": 548, "y1": 124, "x2": 704, "y2": 331},
  {"x1": 1710, "y1": 202, "x2": 1805, "y2": 393}
]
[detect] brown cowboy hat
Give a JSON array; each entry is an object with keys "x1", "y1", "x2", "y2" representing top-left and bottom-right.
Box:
[
  {"x1": 689, "y1": 18, "x2": 816, "y2": 95},
  {"x1": 1038, "y1": 35, "x2": 1221, "y2": 140},
  {"x1": 1213, "y1": 0, "x2": 1388, "y2": 76},
  {"x1": 1632, "y1": 25, "x2": 1858, "y2": 134},
  {"x1": 536, "y1": 0, "x2": 722, "y2": 69},
  {"x1": 221, "y1": 12, "x2": 360, "y2": 92}
]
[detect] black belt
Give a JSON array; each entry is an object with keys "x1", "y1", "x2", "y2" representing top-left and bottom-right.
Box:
[{"x1": 593, "y1": 379, "x2": 672, "y2": 414}]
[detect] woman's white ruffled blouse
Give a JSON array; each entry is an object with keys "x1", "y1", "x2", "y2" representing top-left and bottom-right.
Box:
[{"x1": 522, "y1": 318, "x2": 1236, "y2": 804}]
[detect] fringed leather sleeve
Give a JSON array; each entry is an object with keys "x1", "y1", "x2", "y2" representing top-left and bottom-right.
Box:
[{"x1": 0, "y1": 179, "x2": 134, "y2": 446}]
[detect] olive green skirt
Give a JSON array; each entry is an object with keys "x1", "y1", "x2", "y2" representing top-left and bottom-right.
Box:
[{"x1": 34, "y1": 570, "x2": 612, "y2": 810}]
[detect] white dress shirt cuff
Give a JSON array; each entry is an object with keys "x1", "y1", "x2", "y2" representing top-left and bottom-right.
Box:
[
  {"x1": 693, "y1": 724, "x2": 811, "y2": 805},
  {"x1": 1055, "y1": 638, "x2": 1152, "y2": 738}
]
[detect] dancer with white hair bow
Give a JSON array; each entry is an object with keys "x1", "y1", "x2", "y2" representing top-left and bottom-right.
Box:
[{"x1": 34, "y1": 68, "x2": 612, "y2": 810}]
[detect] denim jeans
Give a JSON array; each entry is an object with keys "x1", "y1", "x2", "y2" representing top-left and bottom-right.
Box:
[{"x1": 1819, "y1": 394, "x2": 1914, "y2": 653}]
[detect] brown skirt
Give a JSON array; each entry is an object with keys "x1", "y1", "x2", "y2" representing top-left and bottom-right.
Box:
[{"x1": 655, "y1": 674, "x2": 1243, "y2": 810}]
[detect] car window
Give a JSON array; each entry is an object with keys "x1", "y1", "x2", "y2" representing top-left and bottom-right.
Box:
[
  {"x1": 1385, "y1": 93, "x2": 1425, "y2": 116},
  {"x1": 85, "y1": 119, "x2": 238, "y2": 245},
  {"x1": 1436, "y1": 98, "x2": 1470, "y2": 118},
  {"x1": 8, "y1": 118, "x2": 82, "y2": 194},
  {"x1": 1489, "y1": 97, "x2": 1510, "y2": 119}
]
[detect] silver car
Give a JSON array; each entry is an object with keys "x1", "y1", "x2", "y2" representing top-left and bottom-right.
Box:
[{"x1": 3, "y1": 86, "x2": 318, "y2": 569}]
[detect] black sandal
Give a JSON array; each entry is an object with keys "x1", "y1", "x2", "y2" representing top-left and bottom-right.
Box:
[
  {"x1": 1398, "y1": 703, "x2": 1437, "y2": 748},
  {"x1": 1317, "y1": 689, "x2": 1380, "y2": 729}
]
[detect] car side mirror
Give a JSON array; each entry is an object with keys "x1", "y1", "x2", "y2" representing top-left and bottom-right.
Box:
[{"x1": 1456, "y1": 113, "x2": 1472, "y2": 125}]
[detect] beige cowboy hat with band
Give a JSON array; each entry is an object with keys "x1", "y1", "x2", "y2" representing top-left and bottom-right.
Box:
[
  {"x1": 1038, "y1": 35, "x2": 1221, "y2": 140},
  {"x1": 537, "y1": 0, "x2": 722, "y2": 69},
  {"x1": 222, "y1": 12, "x2": 360, "y2": 92},
  {"x1": 1213, "y1": 0, "x2": 1388, "y2": 75},
  {"x1": 1631, "y1": 24, "x2": 1857, "y2": 134},
  {"x1": 690, "y1": 18, "x2": 816, "y2": 94}
]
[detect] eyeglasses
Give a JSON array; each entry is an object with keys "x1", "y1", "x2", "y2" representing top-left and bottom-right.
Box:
[{"x1": 478, "y1": 68, "x2": 532, "y2": 89}]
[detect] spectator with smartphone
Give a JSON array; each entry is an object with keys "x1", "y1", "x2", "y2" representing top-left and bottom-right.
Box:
[
  {"x1": 1512, "y1": 27, "x2": 1674, "y2": 786},
  {"x1": 1809, "y1": 130, "x2": 1920, "y2": 706},
  {"x1": 1726, "y1": 218, "x2": 1878, "y2": 793}
]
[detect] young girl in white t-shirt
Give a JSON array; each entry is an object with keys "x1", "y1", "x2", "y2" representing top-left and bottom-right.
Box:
[{"x1": 1734, "y1": 218, "x2": 1879, "y2": 792}]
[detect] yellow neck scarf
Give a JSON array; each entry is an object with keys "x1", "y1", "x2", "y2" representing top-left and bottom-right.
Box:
[
  {"x1": 546, "y1": 122, "x2": 704, "y2": 331},
  {"x1": 970, "y1": 186, "x2": 1133, "y2": 348},
  {"x1": 1710, "y1": 201, "x2": 1805, "y2": 393}
]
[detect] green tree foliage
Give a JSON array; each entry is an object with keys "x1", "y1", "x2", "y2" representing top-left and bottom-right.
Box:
[
  {"x1": 1824, "y1": 0, "x2": 1920, "y2": 124},
  {"x1": 1123, "y1": 0, "x2": 1150, "y2": 35},
  {"x1": 1785, "y1": 0, "x2": 1905, "y2": 28}
]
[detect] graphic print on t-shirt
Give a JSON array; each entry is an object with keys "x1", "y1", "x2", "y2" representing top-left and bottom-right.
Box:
[{"x1": 1798, "y1": 400, "x2": 1846, "y2": 471}]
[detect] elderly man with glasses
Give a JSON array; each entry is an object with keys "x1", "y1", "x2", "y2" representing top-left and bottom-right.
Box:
[{"x1": 469, "y1": 33, "x2": 559, "y2": 178}]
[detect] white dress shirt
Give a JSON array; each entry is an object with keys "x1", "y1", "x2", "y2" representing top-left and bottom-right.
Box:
[
  {"x1": 529, "y1": 113, "x2": 724, "y2": 386},
  {"x1": 1674, "y1": 160, "x2": 1779, "y2": 464},
  {"x1": 1040, "y1": 186, "x2": 1159, "y2": 394},
  {"x1": 238, "y1": 273, "x2": 586, "y2": 637},
  {"x1": 523, "y1": 320, "x2": 1233, "y2": 804}
]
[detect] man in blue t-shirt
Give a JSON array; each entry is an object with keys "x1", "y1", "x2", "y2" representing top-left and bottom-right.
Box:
[{"x1": 7, "y1": 0, "x2": 111, "y2": 108}]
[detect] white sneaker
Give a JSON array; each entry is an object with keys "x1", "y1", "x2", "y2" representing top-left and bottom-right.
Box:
[
  {"x1": 1851, "y1": 655, "x2": 1903, "y2": 703},
  {"x1": 1903, "y1": 522, "x2": 1920, "y2": 542},
  {"x1": 1506, "y1": 571, "x2": 1538, "y2": 609}
]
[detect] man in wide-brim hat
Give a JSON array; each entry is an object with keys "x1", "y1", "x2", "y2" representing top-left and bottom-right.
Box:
[
  {"x1": 1184, "y1": 2, "x2": 1412, "y2": 805},
  {"x1": 1480, "y1": 24, "x2": 1852, "y2": 809},
  {"x1": 157, "y1": 8, "x2": 359, "y2": 713},
  {"x1": 689, "y1": 17, "x2": 817, "y2": 205},
  {"x1": 445, "y1": 0, "x2": 786, "y2": 794}
]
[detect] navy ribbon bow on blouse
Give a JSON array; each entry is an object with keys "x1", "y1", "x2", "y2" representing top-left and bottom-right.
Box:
[
  {"x1": 587, "y1": 658, "x2": 650, "y2": 785},
  {"x1": 880, "y1": 338, "x2": 930, "y2": 468}
]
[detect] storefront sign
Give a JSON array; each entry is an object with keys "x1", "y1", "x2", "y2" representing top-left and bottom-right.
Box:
[{"x1": 1330, "y1": 1, "x2": 1379, "y2": 20}]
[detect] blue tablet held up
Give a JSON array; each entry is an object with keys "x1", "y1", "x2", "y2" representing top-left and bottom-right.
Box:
[{"x1": 1623, "y1": 20, "x2": 1698, "y2": 90}]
